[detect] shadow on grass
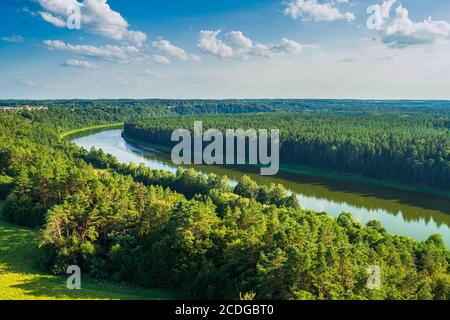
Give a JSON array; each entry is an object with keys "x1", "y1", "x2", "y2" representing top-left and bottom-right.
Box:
[
  {"x1": 0, "y1": 210, "x2": 180, "y2": 300},
  {"x1": 9, "y1": 275, "x2": 180, "y2": 300}
]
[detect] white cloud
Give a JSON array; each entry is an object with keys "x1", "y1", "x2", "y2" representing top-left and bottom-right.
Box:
[
  {"x1": 152, "y1": 39, "x2": 201, "y2": 61},
  {"x1": 39, "y1": 11, "x2": 66, "y2": 27},
  {"x1": 198, "y1": 30, "x2": 303, "y2": 59},
  {"x1": 198, "y1": 30, "x2": 235, "y2": 58},
  {"x1": 370, "y1": 1, "x2": 450, "y2": 48},
  {"x1": 62, "y1": 59, "x2": 96, "y2": 68},
  {"x1": 1, "y1": 35, "x2": 24, "y2": 43},
  {"x1": 227, "y1": 31, "x2": 253, "y2": 50},
  {"x1": 252, "y1": 38, "x2": 303, "y2": 58},
  {"x1": 36, "y1": 0, "x2": 147, "y2": 46},
  {"x1": 43, "y1": 40, "x2": 142, "y2": 63},
  {"x1": 21, "y1": 6, "x2": 38, "y2": 17},
  {"x1": 367, "y1": 0, "x2": 396, "y2": 30},
  {"x1": 284, "y1": 0, "x2": 355, "y2": 22},
  {"x1": 149, "y1": 54, "x2": 171, "y2": 65}
]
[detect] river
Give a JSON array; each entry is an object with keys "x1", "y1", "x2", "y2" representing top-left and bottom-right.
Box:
[{"x1": 72, "y1": 129, "x2": 450, "y2": 247}]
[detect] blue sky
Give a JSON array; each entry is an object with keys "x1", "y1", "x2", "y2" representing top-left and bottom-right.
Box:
[{"x1": 1, "y1": 0, "x2": 450, "y2": 99}]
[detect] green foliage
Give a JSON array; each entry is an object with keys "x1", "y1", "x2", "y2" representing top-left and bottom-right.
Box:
[
  {"x1": 4, "y1": 98, "x2": 450, "y2": 117},
  {"x1": 0, "y1": 210, "x2": 180, "y2": 300},
  {"x1": 0, "y1": 175, "x2": 13, "y2": 200},
  {"x1": 125, "y1": 113, "x2": 450, "y2": 190},
  {"x1": 20, "y1": 103, "x2": 172, "y2": 132},
  {"x1": 240, "y1": 291, "x2": 256, "y2": 300},
  {"x1": 0, "y1": 106, "x2": 449, "y2": 301}
]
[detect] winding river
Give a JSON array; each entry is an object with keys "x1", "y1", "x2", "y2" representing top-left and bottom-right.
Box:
[{"x1": 72, "y1": 129, "x2": 450, "y2": 247}]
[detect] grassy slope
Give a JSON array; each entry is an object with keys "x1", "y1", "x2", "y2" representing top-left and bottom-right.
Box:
[
  {"x1": 60, "y1": 123, "x2": 124, "y2": 140},
  {"x1": 0, "y1": 201, "x2": 180, "y2": 300}
]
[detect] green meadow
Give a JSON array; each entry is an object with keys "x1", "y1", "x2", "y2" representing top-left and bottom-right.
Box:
[{"x1": 0, "y1": 201, "x2": 180, "y2": 300}]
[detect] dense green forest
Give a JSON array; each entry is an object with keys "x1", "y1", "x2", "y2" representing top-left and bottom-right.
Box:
[
  {"x1": 3, "y1": 98, "x2": 450, "y2": 118},
  {"x1": 125, "y1": 113, "x2": 450, "y2": 191},
  {"x1": 17, "y1": 104, "x2": 171, "y2": 133},
  {"x1": 0, "y1": 104, "x2": 449, "y2": 300}
]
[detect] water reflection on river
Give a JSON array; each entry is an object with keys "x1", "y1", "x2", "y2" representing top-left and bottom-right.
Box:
[{"x1": 72, "y1": 129, "x2": 450, "y2": 247}]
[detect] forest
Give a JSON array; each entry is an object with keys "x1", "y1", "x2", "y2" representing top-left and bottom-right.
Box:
[
  {"x1": 3, "y1": 98, "x2": 450, "y2": 118},
  {"x1": 125, "y1": 113, "x2": 450, "y2": 191},
  {"x1": 0, "y1": 102, "x2": 449, "y2": 300}
]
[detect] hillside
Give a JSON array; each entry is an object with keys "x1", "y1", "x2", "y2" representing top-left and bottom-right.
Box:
[{"x1": 0, "y1": 202, "x2": 180, "y2": 300}]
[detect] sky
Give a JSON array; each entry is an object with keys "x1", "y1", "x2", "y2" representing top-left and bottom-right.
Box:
[{"x1": 1, "y1": 0, "x2": 450, "y2": 99}]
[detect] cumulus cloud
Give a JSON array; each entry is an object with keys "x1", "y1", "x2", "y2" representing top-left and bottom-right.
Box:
[
  {"x1": 43, "y1": 40, "x2": 142, "y2": 63},
  {"x1": 227, "y1": 31, "x2": 253, "y2": 50},
  {"x1": 152, "y1": 39, "x2": 201, "y2": 61},
  {"x1": 62, "y1": 59, "x2": 96, "y2": 68},
  {"x1": 198, "y1": 30, "x2": 235, "y2": 58},
  {"x1": 198, "y1": 30, "x2": 303, "y2": 59},
  {"x1": 252, "y1": 39, "x2": 303, "y2": 58},
  {"x1": 367, "y1": 0, "x2": 396, "y2": 30},
  {"x1": 1, "y1": 35, "x2": 24, "y2": 43},
  {"x1": 284, "y1": 0, "x2": 355, "y2": 22},
  {"x1": 370, "y1": 0, "x2": 450, "y2": 48},
  {"x1": 36, "y1": 0, "x2": 147, "y2": 46},
  {"x1": 149, "y1": 54, "x2": 171, "y2": 65},
  {"x1": 42, "y1": 39, "x2": 173, "y2": 65}
]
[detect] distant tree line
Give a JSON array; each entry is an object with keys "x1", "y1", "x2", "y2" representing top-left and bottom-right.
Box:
[{"x1": 2, "y1": 98, "x2": 450, "y2": 119}]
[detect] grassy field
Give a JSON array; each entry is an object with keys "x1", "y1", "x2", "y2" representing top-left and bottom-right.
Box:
[
  {"x1": 59, "y1": 123, "x2": 124, "y2": 140},
  {"x1": 0, "y1": 201, "x2": 180, "y2": 300}
]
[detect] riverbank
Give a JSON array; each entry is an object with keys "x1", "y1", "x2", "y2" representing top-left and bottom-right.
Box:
[
  {"x1": 279, "y1": 164, "x2": 450, "y2": 201},
  {"x1": 73, "y1": 128, "x2": 450, "y2": 247},
  {"x1": 121, "y1": 131, "x2": 450, "y2": 201},
  {"x1": 122, "y1": 131, "x2": 173, "y2": 154},
  {"x1": 60, "y1": 123, "x2": 124, "y2": 140}
]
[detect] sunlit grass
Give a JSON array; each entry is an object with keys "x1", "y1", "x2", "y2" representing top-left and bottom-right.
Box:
[
  {"x1": 0, "y1": 201, "x2": 181, "y2": 300},
  {"x1": 59, "y1": 123, "x2": 124, "y2": 140}
]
